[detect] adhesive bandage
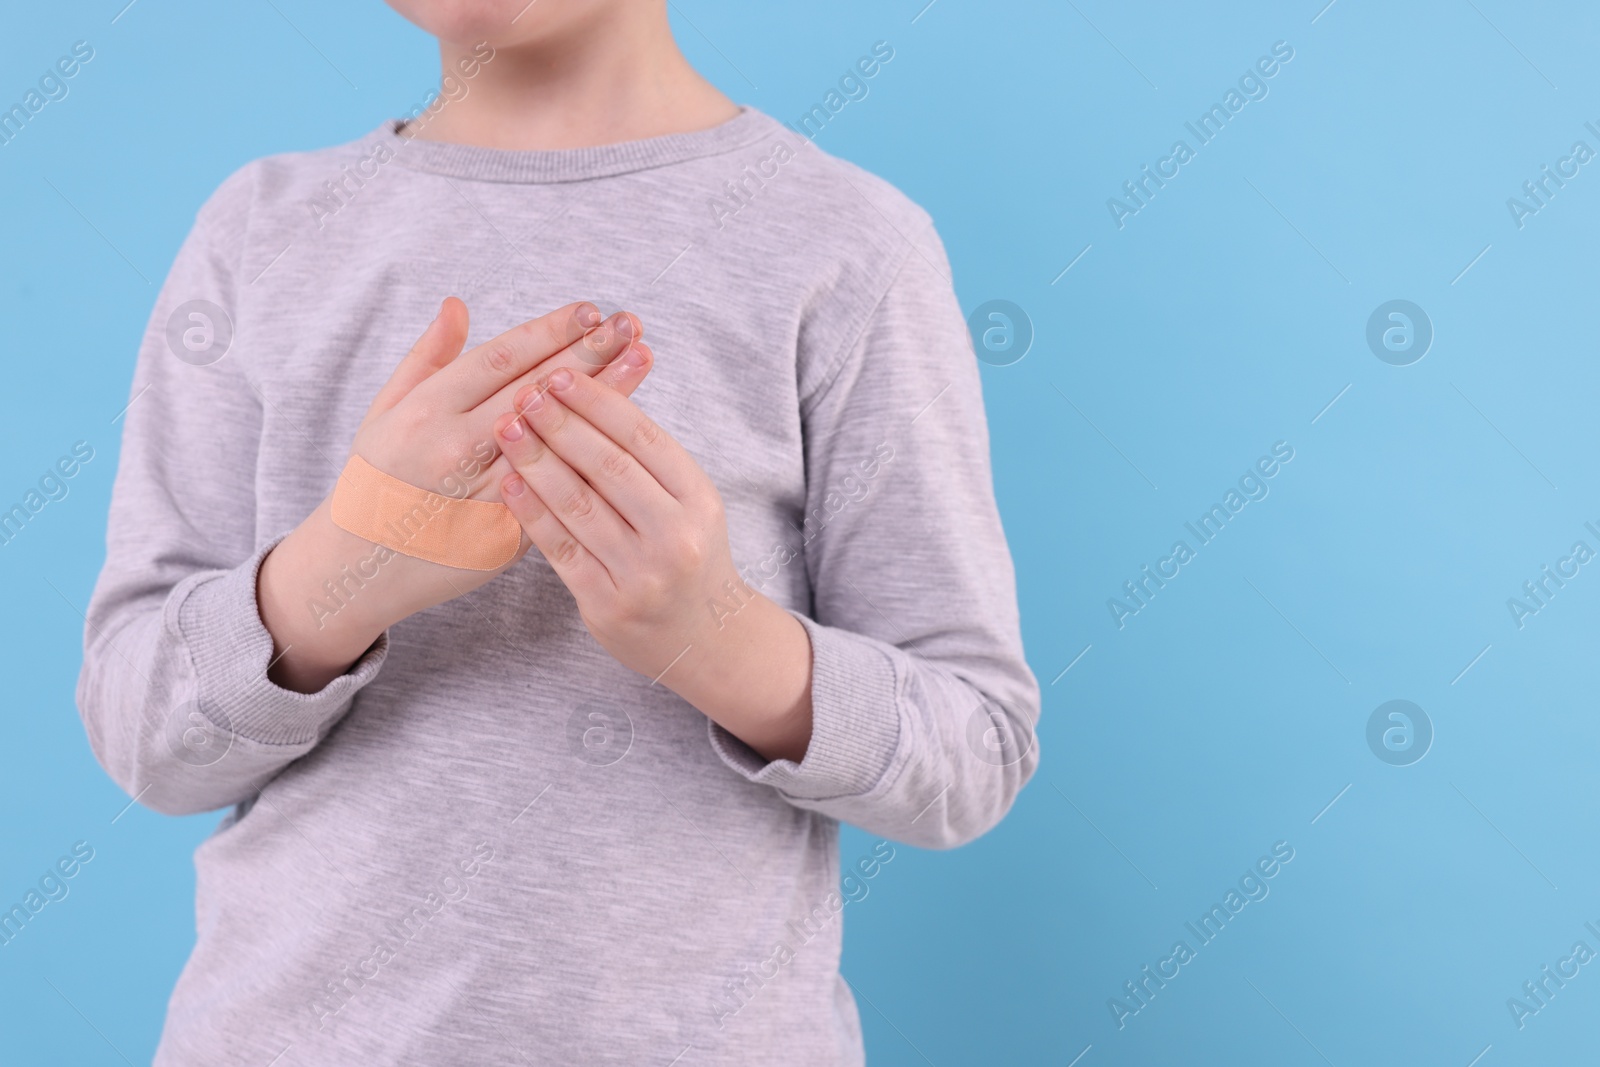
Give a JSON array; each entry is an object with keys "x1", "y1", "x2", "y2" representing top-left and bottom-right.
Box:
[{"x1": 330, "y1": 455, "x2": 521, "y2": 571}]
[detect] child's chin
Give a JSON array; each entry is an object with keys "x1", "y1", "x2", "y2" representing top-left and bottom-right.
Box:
[{"x1": 386, "y1": 0, "x2": 599, "y2": 46}]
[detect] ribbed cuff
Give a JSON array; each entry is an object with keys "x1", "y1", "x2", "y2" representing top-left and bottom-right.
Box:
[
  {"x1": 168, "y1": 534, "x2": 389, "y2": 746},
  {"x1": 707, "y1": 612, "x2": 902, "y2": 801}
]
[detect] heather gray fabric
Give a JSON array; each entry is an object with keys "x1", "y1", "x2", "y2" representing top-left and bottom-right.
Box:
[{"x1": 77, "y1": 106, "x2": 1039, "y2": 1067}]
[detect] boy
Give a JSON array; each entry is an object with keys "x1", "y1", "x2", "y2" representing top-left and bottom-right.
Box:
[{"x1": 78, "y1": 2, "x2": 1039, "y2": 1063}]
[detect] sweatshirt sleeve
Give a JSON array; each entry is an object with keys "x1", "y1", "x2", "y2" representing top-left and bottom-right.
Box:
[
  {"x1": 75, "y1": 164, "x2": 388, "y2": 817},
  {"x1": 707, "y1": 226, "x2": 1041, "y2": 849}
]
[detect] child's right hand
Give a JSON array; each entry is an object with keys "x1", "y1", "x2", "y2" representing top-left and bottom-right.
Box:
[{"x1": 256, "y1": 297, "x2": 654, "y2": 693}]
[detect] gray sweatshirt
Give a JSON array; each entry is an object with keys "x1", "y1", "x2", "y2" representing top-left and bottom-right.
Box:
[{"x1": 77, "y1": 105, "x2": 1039, "y2": 1067}]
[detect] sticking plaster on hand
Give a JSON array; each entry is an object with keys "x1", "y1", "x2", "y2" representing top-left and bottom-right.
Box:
[{"x1": 330, "y1": 454, "x2": 521, "y2": 571}]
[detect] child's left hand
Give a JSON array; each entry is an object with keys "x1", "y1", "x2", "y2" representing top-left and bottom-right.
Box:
[{"x1": 492, "y1": 360, "x2": 744, "y2": 685}]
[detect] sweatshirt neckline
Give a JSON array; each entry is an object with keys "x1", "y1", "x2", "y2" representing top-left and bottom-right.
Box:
[{"x1": 381, "y1": 105, "x2": 773, "y2": 184}]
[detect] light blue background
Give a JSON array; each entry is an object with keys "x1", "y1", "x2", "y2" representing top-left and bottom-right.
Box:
[{"x1": 3, "y1": 1, "x2": 1598, "y2": 1064}]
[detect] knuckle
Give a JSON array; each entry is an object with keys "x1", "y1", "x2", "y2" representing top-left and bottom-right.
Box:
[
  {"x1": 551, "y1": 537, "x2": 581, "y2": 566},
  {"x1": 518, "y1": 435, "x2": 548, "y2": 463},
  {"x1": 637, "y1": 573, "x2": 670, "y2": 605},
  {"x1": 481, "y1": 342, "x2": 517, "y2": 378},
  {"x1": 598, "y1": 447, "x2": 632, "y2": 482},
  {"x1": 437, "y1": 437, "x2": 474, "y2": 485},
  {"x1": 517, "y1": 317, "x2": 553, "y2": 345},
  {"x1": 630, "y1": 417, "x2": 661, "y2": 451},
  {"x1": 671, "y1": 531, "x2": 706, "y2": 569},
  {"x1": 400, "y1": 401, "x2": 437, "y2": 432},
  {"x1": 542, "y1": 402, "x2": 568, "y2": 434},
  {"x1": 562, "y1": 485, "x2": 596, "y2": 521}
]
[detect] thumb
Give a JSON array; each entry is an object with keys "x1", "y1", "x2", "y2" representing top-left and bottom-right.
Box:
[{"x1": 365, "y1": 296, "x2": 471, "y2": 419}]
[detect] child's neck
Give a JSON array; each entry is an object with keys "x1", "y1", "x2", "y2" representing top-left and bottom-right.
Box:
[{"x1": 413, "y1": 11, "x2": 740, "y2": 152}]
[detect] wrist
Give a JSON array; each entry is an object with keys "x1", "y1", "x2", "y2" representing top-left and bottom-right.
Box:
[
  {"x1": 663, "y1": 593, "x2": 814, "y2": 763},
  {"x1": 257, "y1": 499, "x2": 395, "y2": 692}
]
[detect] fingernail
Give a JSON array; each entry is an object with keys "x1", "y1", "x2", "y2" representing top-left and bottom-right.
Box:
[
  {"x1": 499, "y1": 415, "x2": 524, "y2": 441},
  {"x1": 550, "y1": 368, "x2": 575, "y2": 391},
  {"x1": 521, "y1": 389, "x2": 545, "y2": 412},
  {"x1": 622, "y1": 345, "x2": 647, "y2": 369},
  {"x1": 504, "y1": 475, "x2": 525, "y2": 497},
  {"x1": 577, "y1": 303, "x2": 602, "y2": 327},
  {"x1": 615, "y1": 314, "x2": 635, "y2": 339}
]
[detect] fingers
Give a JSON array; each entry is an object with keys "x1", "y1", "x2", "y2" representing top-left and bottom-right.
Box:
[
  {"x1": 493, "y1": 406, "x2": 634, "y2": 573},
  {"x1": 516, "y1": 364, "x2": 700, "y2": 501},
  {"x1": 499, "y1": 469, "x2": 612, "y2": 598},
  {"x1": 427, "y1": 300, "x2": 604, "y2": 412},
  {"x1": 594, "y1": 339, "x2": 653, "y2": 398},
  {"x1": 507, "y1": 366, "x2": 678, "y2": 531},
  {"x1": 365, "y1": 297, "x2": 470, "y2": 421},
  {"x1": 572, "y1": 311, "x2": 643, "y2": 370},
  {"x1": 466, "y1": 311, "x2": 643, "y2": 435},
  {"x1": 434, "y1": 340, "x2": 654, "y2": 506}
]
